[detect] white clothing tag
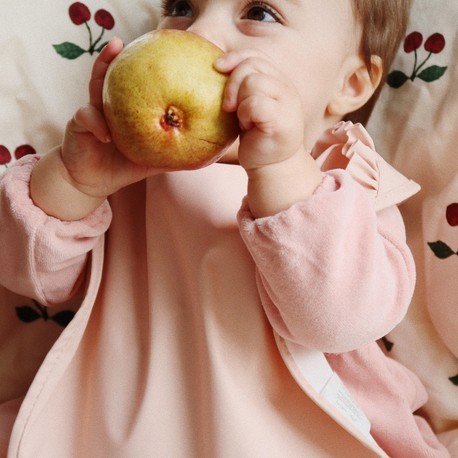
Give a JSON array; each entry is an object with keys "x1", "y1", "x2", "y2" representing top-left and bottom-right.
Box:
[
  {"x1": 280, "y1": 338, "x2": 377, "y2": 444},
  {"x1": 320, "y1": 371, "x2": 371, "y2": 434}
]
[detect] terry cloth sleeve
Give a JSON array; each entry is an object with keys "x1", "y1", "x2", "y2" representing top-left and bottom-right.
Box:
[
  {"x1": 0, "y1": 155, "x2": 112, "y2": 306},
  {"x1": 238, "y1": 122, "x2": 419, "y2": 353}
]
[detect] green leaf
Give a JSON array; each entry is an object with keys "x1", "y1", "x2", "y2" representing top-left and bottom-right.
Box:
[
  {"x1": 387, "y1": 70, "x2": 409, "y2": 88},
  {"x1": 427, "y1": 241, "x2": 456, "y2": 259},
  {"x1": 53, "y1": 42, "x2": 86, "y2": 60},
  {"x1": 449, "y1": 375, "x2": 458, "y2": 386},
  {"x1": 417, "y1": 65, "x2": 448, "y2": 82},
  {"x1": 51, "y1": 310, "x2": 76, "y2": 328},
  {"x1": 15, "y1": 305, "x2": 41, "y2": 323}
]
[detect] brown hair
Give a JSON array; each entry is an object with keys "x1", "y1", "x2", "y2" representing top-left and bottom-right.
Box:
[{"x1": 346, "y1": 0, "x2": 413, "y2": 124}]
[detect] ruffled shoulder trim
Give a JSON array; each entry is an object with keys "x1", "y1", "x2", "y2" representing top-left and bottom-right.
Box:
[{"x1": 311, "y1": 121, "x2": 420, "y2": 211}]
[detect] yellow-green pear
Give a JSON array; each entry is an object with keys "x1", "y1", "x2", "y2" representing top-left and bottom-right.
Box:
[{"x1": 103, "y1": 29, "x2": 240, "y2": 169}]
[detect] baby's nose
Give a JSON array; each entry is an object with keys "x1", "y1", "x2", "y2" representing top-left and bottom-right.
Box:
[{"x1": 186, "y1": 16, "x2": 227, "y2": 52}]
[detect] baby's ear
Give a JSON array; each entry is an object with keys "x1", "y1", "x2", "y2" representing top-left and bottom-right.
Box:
[{"x1": 327, "y1": 55, "x2": 382, "y2": 118}]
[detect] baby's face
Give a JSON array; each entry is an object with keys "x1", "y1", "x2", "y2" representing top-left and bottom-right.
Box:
[{"x1": 159, "y1": 0, "x2": 361, "y2": 151}]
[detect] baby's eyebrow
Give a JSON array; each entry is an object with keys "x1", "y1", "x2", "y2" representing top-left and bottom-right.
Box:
[
  {"x1": 279, "y1": 0, "x2": 302, "y2": 11},
  {"x1": 284, "y1": 0, "x2": 301, "y2": 6}
]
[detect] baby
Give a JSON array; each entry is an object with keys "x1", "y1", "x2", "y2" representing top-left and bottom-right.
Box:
[{"x1": 0, "y1": 0, "x2": 450, "y2": 456}]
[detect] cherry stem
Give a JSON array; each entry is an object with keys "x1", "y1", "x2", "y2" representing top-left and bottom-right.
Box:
[
  {"x1": 411, "y1": 51, "x2": 432, "y2": 81},
  {"x1": 84, "y1": 21, "x2": 93, "y2": 54},
  {"x1": 91, "y1": 28, "x2": 106, "y2": 54}
]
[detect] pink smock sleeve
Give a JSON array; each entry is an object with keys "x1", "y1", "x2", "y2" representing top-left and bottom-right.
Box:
[
  {"x1": 0, "y1": 155, "x2": 112, "y2": 306},
  {"x1": 238, "y1": 122, "x2": 419, "y2": 353}
]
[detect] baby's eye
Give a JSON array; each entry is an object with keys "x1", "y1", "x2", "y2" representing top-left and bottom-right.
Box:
[
  {"x1": 161, "y1": 0, "x2": 193, "y2": 17},
  {"x1": 243, "y1": 2, "x2": 280, "y2": 23}
]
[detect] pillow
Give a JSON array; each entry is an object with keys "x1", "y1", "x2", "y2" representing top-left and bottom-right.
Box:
[{"x1": 367, "y1": 0, "x2": 458, "y2": 449}]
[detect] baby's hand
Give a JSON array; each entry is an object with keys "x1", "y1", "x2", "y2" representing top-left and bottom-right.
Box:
[
  {"x1": 215, "y1": 50, "x2": 322, "y2": 218},
  {"x1": 215, "y1": 50, "x2": 305, "y2": 172},
  {"x1": 31, "y1": 38, "x2": 163, "y2": 221},
  {"x1": 61, "y1": 38, "x2": 159, "y2": 200}
]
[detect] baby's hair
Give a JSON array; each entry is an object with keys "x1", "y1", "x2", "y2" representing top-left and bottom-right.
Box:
[{"x1": 347, "y1": 0, "x2": 413, "y2": 125}]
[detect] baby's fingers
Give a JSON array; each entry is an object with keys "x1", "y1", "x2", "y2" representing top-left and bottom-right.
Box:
[
  {"x1": 215, "y1": 52, "x2": 280, "y2": 112},
  {"x1": 236, "y1": 74, "x2": 282, "y2": 131},
  {"x1": 70, "y1": 104, "x2": 112, "y2": 143},
  {"x1": 89, "y1": 37, "x2": 124, "y2": 110},
  {"x1": 214, "y1": 49, "x2": 253, "y2": 72}
]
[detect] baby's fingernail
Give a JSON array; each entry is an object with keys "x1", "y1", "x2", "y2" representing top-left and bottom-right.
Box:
[
  {"x1": 223, "y1": 95, "x2": 236, "y2": 112},
  {"x1": 214, "y1": 57, "x2": 227, "y2": 71}
]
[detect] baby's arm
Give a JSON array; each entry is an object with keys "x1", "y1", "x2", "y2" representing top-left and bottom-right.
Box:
[
  {"x1": 239, "y1": 171, "x2": 416, "y2": 353},
  {"x1": 0, "y1": 38, "x2": 160, "y2": 303},
  {"x1": 0, "y1": 156, "x2": 111, "y2": 305},
  {"x1": 219, "y1": 50, "x2": 414, "y2": 353}
]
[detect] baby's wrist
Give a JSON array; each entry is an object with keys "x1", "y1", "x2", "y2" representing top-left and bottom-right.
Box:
[
  {"x1": 246, "y1": 150, "x2": 322, "y2": 218},
  {"x1": 30, "y1": 148, "x2": 106, "y2": 221}
]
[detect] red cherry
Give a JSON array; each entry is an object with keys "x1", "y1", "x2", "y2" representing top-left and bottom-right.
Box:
[
  {"x1": 424, "y1": 33, "x2": 446, "y2": 54},
  {"x1": 69, "y1": 2, "x2": 91, "y2": 25},
  {"x1": 0, "y1": 145, "x2": 11, "y2": 165},
  {"x1": 94, "y1": 9, "x2": 115, "y2": 30},
  {"x1": 446, "y1": 203, "x2": 458, "y2": 227},
  {"x1": 14, "y1": 144, "x2": 36, "y2": 160},
  {"x1": 404, "y1": 31, "x2": 423, "y2": 53}
]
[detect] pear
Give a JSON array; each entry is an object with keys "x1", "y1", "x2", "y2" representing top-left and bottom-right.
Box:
[{"x1": 102, "y1": 29, "x2": 240, "y2": 169}]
